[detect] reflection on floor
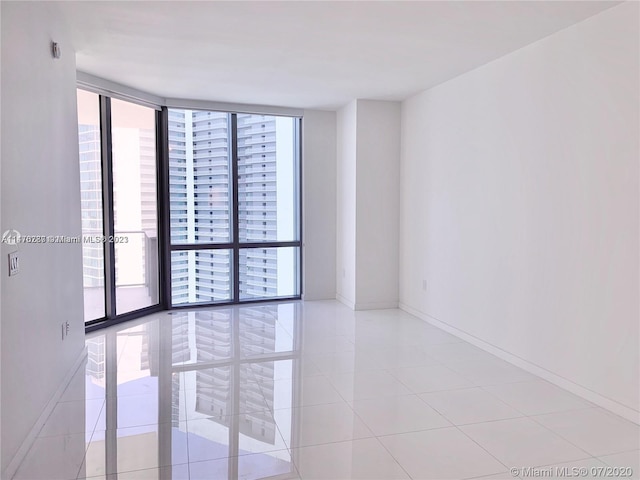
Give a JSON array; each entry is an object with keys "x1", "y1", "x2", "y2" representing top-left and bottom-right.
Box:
[{"x1": 13, "y1": 301, "x2": 640, "y2": 479}]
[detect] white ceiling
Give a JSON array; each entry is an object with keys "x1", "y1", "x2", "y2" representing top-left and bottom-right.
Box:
[{"x1": 56, "y1": 1, "x2": 619, "y2": 110}]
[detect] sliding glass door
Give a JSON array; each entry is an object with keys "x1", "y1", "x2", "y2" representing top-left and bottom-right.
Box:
[
  {"x1": 111, "y1": 99, "x2": 160, "y2": 314},
  {"x1": 168, "y1": 110, "x2": 301, "y2": 307},
  {"x1": 77, "y1": 89, "x2": 162, "y2": 325}
]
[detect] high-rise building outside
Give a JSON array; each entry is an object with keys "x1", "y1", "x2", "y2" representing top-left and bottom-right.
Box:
[
  {"x1": 78, "y1": 91, "x2": 299, "y2": 322},
  {"x1": 78, "y1": 123, "x2": 104, "y2": 288},
  {"x1": 168, "y1": 109, "x2": 298, "y2": 306},
  {"x1": 78, "y1": 91, "x2": 160, "y2": 319}
]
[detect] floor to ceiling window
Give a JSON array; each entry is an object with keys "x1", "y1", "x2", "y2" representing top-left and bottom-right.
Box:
[
  {"x1": 78, "y1": 91, "x2": 302, "y2": 326},
  {"x1": 168, "y1": 111, "x2": 234, "y2": 305},
  {"x1": 168, "y1": 109, "x2": 301, "y2": 307},
  {"x1": 110, "y1": 99, "x2": 160, "y2": 314},
  {"x1": 77, "y1": 89, "x2": 162, "y2": 325},
  {"x1": 77, "y1": 90, "x2": 106, "y2": 322}
]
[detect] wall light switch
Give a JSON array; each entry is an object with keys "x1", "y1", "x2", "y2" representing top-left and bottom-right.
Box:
[{"x1": 8, "y1": 252, "x2": 19, "y2": 276}]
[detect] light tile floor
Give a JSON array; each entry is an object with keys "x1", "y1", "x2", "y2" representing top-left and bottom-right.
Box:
[{"x1": 13, "y1": 300, "x2": 639, "y2": 480}]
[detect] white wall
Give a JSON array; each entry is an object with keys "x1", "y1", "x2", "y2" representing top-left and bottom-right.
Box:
[
  {"x1": 355, "y1": 100, "x2": 401, "y2": 309},
  {"x1": 400, "y1": 2, "x2": 639, "y2": 421},
  {"x1": 336, "y1": 101, "x2": 357, "y2": 306},
  {"x1": 302, "y1": 110, "x2": 337, "y2": 300},
  {"x1": 336, "y1": 100, "x2": 401, "y2": 309},
  {"x1": 1, "y1": 2, "x2": 86, "y2": 473}
]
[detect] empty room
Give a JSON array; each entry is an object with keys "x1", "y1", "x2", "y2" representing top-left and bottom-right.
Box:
[{"x1": 1, "y1": 1, "x2": 638, "y2": 479}]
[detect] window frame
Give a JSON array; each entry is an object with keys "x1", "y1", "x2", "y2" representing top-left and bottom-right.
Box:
[
  {"x1": 81, "y1": 91, "x2": 168, "y2": 331},
  {"x1": 165, "y1": 108, "x2": 303, "y2": 309},
  {"x1": 81, "y1": 92, "x2": 303, "y2": 332}
]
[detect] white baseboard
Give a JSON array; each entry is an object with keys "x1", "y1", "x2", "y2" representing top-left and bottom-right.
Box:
[
  {"x1": 336, "y1": 295, "x2": 398, "y2": 311},
  {"x1": 354, "y1": 301, "x2": 399, "y2": 311},
  {"x1": 399, "y1": 303, "x2": 640, "y2": 425},
  {"x1": 336, "y1": 294, "x2": 355, "y2": 310},
  {"x1": 3, "y1": 347, "x2": 88, "y2": 480}
]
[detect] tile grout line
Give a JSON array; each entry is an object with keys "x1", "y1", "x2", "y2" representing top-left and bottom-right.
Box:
[
  {"x1": 68, "y1": 303, "x2": 638, "y2": 480},
  {"x1": 525, "y1": 407, "x2": 631, "y2": 460},
  {"x1": 183, "y1": 380, "x2": 191, "y2": 480},
  {"x1": 75, "y1": 399, "x2": 107, "y2": 480},
  {"x1": 408, "y1": 391, "x2": 518, "y2": 478}
]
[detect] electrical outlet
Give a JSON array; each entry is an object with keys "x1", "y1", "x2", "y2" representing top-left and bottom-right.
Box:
[
  {"x1": 61, "y1": 322, "x2": 70, "y2": 340},
  {"x1": 8, "y1": 252, "x2": 19, "y2": 276}
]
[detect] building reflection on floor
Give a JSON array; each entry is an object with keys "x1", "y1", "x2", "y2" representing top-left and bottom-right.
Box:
[{"x1": 81, "y1": 303, "x2": 301, "y2": 479}]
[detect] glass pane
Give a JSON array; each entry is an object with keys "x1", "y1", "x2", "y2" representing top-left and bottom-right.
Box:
[
  {"x1": 111, "y1": 99, "x2": 159, "y2": 314},
  {"x1": 171, "y1": 249, "x2": 232, "y2": 305},
  {"x1": 77, "y1": 89, "x2": 105, "y2": 322},
  {"x1": 239, "y1": 247, "x2": 299, "y2": 300},
  {"x1": 168, "y1": 109, "x2": 231, "y2": 245},
  {"x1": 237, "y1": 114, "x2": 299, "y2": 242}
]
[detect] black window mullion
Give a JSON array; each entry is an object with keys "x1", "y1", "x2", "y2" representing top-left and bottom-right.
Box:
[
  {"x1": 231, "y1": 113, "x2": 240, "y2": 302},
  {"x1": 163, "y1": 109, "x2": 302, "y2": 310},
  {"x1": 157, "y1": 107, "x2": 172, "y2": 309},
  {"x1": 296, "y1": 117, "x2": 303, "y2": 297},
  {"x1": 170, "y1": 242, "x2": 235, "y2": 251},
  {"x1": 170, "y1": 241, "x2": 301, "y2": 252},
  {"x1": 237, "y1": 241, "x2": 301, "y2": 249},
  {"x1": 99, "y1": 95, "x2": 117, "y2": 319}
]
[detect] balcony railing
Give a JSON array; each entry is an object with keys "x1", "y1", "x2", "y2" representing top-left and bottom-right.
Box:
[{"x1": 113, "y1": 230, "x2": 158, "y2": 304}]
